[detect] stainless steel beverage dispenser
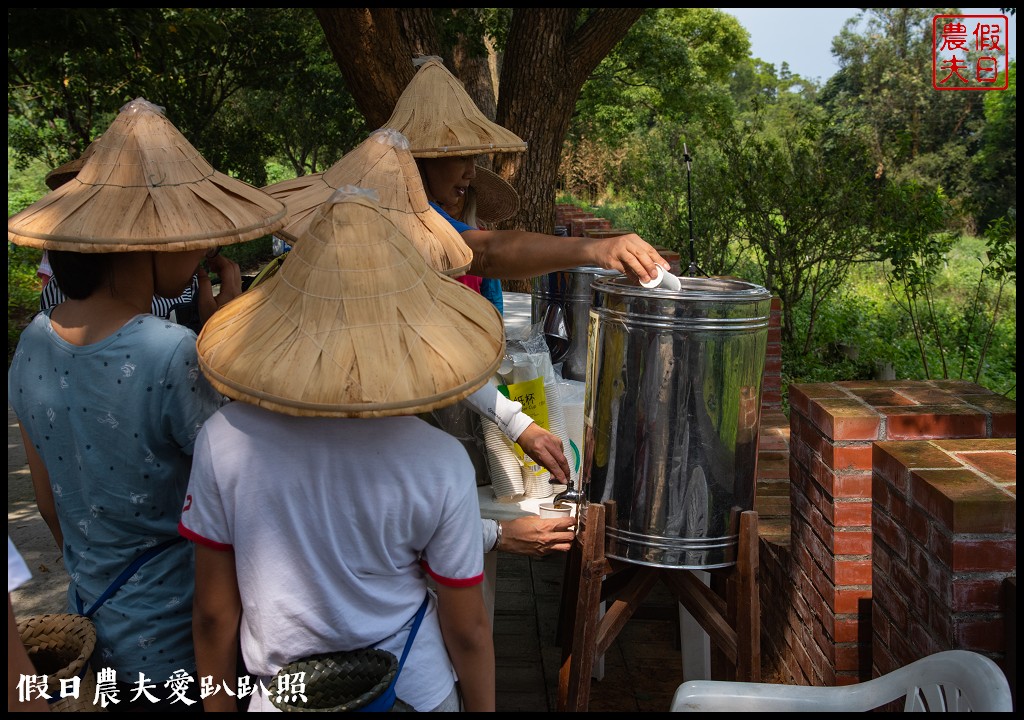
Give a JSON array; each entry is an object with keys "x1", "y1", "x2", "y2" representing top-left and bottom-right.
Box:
[
  {"x1": 531, "y1": 266, "x2": 620, "y2": 382},
  {"x1": 579, "y1": 275, "x2": 772, "y2": 569}
]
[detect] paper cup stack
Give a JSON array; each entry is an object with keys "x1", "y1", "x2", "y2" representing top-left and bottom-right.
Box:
[
  {"x1": 544, "y1": 379, "x2": 577, "y2": 492},
  {"x1": 484, "y1": 417, "x2": 524, "y2": 501}
]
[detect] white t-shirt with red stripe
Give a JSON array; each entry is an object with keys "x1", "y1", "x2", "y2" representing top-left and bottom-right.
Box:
[{"x1": 180, "y1": 402, "x2": 484, "y2": 712}]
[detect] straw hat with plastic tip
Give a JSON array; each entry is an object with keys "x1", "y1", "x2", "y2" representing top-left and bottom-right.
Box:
[
  {"x1": 383, "y1": 56, "x2": 527, "y2": 158},
  {"x1": 471, "y1": 166, "x2": 520, "y2": 224},
  {"x1": 8, "y1": 97, "x2": 286, "y2": 253},
  {"x1": 263, "y1": 129, "x2": 473, "y2": 276},
  {"x1": 196, "y1": 187, "x2": 504, "y2": 418}
]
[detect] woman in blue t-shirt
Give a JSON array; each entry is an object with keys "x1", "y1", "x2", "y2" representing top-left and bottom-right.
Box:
[{"x1": 8, "y1": 98, "x2": 283, "y2": 711}]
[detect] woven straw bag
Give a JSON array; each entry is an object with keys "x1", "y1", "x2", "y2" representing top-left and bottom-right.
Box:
[
  {"x1": 272, "y1": 649, "x2": 410, "y2": 712},
  {"x1": 18, "y1": 613, "x2": 104, "y2": 712}
]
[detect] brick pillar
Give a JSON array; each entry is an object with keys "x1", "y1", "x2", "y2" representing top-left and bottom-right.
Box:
[
  {"x1": 785, "y1": 379, "x2": 1015, "y2": 686},
  {"x1": 871, "y1": 438, "x2": 1015, "y2": 681},
  {"x1": 761, "y1": 298, "x2": 783, "y2": 412},
  {"x1": 754, "y1": 298, "x2": 791, "y2": 683},
  {"x1": 569, "y1": 216, "x2": 611, "y2": 238}
]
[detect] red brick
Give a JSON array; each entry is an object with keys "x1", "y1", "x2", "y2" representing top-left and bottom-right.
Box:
[
  {"x1": 872, "y1": 540, "x2": 893, "y2": 580},
  {"x1": 960, "y1": 392, "x2": 1017, "y2": 437},
  {"x1": 954, "y1": 450, "x2": 1017, "y2": 486},
  {"x1": 890, "y1": 560, "x2": 931, "y2": 619},
  {"x1": 911, "y1": 468, "x2": 1017, "y2": 533},
  {"x1": 927, "y1": 379, "x2": 992, "y2": 396},
  {"x1": 845, "y1": 387, "x2": 917, "y2": 406},
  {"x1": 834, "y1": 644, "x2": 863, "y2": 672},
  {"x1": 834, "y1": 528, "x2": 873, "y2": 555},
  {"x1": 871, "y1": 506, "x2": 908, "y2": 558},
  {"x1": 834, "y1": 587, "x2": 871, "y2": 615},
  {"x1": 833, "y1": 616, "x2": 862, "y2": 644},
  {"x1": 823, "y1": 442, "x2": 874, "y2": 472},
  {"x1": 881, "y1": 406, "x2": 988, "y2": 440},
  {"x1": 926, "y1": 525, "x2": 955, "y2": 568},
  {"x1": 991, "y1": 415, "x2": 1017, "y2": 437},
  {"x1": 872, "y1": 577, "x2": 909, "y2": 632},
  {"x1": 835, "y1": 558, "x2": 873, "y2": 585},
  {"x1": 833, "y1": 471, "x2": 873, "y2": 498},
  {"x1": 834, "y1": 500, "x2": 872, "y2": 527},
  {"x1": 928, "y1": 600, "x2": 954, "y2": 645},
  {"x1": 933, "y1": 438, "x2": 1016, "y2": 452},
  {"x1": 788, "y1": 383, "x2": 848, "y2": 418},
  {"x1": 889, "y1": 385, "x2": 969, "y2": 405},
  {"x1": 810, "y1": 399, "x2": 882, "y2": 441},
  {"x1": 950, "y1": 538, "x2": 1017, "y2": 572},
  {"x1": 875, "y1": 440, "x2": 964, "y2": 474},
  {"x1": 951, "y1": 578, "x2": 1006, "y2": 612},
  {"x1": 955, "y1": 618, "x2": 1006, "y2": 653}
]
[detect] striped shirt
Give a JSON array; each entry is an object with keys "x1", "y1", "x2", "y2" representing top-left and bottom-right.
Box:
[{"x1": 40, "y1": 275, "x2": 200, "y2": 319}]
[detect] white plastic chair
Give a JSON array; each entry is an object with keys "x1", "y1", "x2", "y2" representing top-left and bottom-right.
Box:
[{"x1": 670, "y1": 650, "x2": 1013, "y2": 712}]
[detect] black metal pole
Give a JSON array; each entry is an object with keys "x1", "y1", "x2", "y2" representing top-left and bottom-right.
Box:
[{"x1": 683, "y1": 143, "x2": 700, "y2": 277}]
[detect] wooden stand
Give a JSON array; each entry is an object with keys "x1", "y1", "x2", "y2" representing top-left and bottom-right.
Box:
[{"x1": 557, "y1": 502, "x2": 760, "y2": 712}]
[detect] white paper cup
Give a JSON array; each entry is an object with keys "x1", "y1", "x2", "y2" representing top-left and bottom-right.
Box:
[
  {"x1": 640, "y1": 265, "x2": 681, "y2": 291},
  {"x1": 539, "y1": 502, "x2": 573, "y2": 518}
]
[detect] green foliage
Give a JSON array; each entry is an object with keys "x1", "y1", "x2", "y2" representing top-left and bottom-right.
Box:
[
  {"x1": 876, "y1": 178, "x2": 1016, "y2": 391},
  {"x1": 562, "y1": 9, "x2": 749, "y2": 202},
  {"x1": 823, "y1": 9, "x2": 996, "y2": 230},
  {"x1": 616, "y1": 121, "x2": 744, "y2": 276},
  {"x1": 875, "y1": 181, "x2": 960, "y2": 377},
  {"x1": 969, "y1": 61, "x2": 1016, "y2": 229},
  {"x1": 714, "y1": 101, "x2": 884, "y2": 351},
  {"x1": 7, "y1": 245, "x2": 43, "y2": 364},
  {"x1": 246, "y1": 13, "x2": 367, "y2": 177},
  {"x1": 782, "y1": 233, "x2": 1016, "y2": 402},
  {"x1": 7, "y1": 149, "x2": 49, "y2": 216},
  {"x1": 8, "y1": 8, "x2": 360, "y2": 186}
]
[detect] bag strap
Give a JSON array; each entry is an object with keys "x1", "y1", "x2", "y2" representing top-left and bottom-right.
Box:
[
  {"x1": 357, "y1": 594, "x2": 430, "y2": 713},
  {"x1": 76, "y1": 536, "x2": 186, "y2": 618},
  {"x1": 395, "y1": 594, "x2": 430, "y2": 674}
]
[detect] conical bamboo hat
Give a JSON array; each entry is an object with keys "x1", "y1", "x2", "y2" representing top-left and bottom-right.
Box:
[
  {"x1": 383, "y1": 56, "x2": 527, "y2": 158},
  {"x1": 44, "y1": 136, "x2": 101, "y2": 191},
  {"x1": 263, "y1": 129, "x2": 473, "y2": 276},
  {"x1": 8, "y1": 98, "x2": 286, "y2": 252},
  {"x1": 196, "y1": 187, "x2": 504, "y2": 418},
  {"x1": 472, "y1": 166, "x2": 520, "y2": 224}
]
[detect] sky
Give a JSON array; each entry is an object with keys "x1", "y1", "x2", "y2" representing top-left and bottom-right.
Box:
[{"x1": 717, "y1": 8, "x2": 1016, "y2": 84}]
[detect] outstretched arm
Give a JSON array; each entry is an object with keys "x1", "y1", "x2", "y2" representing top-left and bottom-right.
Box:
[{"x1": 463, "y1": 229, "x2": 669, "y2": 283}]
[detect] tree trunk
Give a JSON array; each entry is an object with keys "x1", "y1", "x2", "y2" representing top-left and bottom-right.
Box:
[
  {"x1": 314, "y1": 8, "x2": 435, "y2": 129},
  {"x1": 496, "y1": 9, "x2": 643, "y2": 234},
  {"x1": 316, "y1": 7, "x2": 645, "y2": 236}
]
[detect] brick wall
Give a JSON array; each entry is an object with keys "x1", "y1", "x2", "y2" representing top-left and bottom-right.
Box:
[
  {"x1": 871, "y1": 439, "x2": 1016, "y2": 676},
  {"x1": 762, "y1": 379, "x2": 1016, "y2": 687}
]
